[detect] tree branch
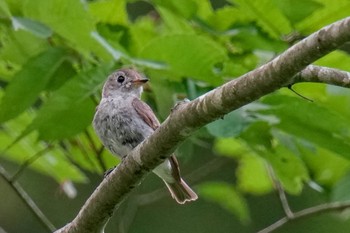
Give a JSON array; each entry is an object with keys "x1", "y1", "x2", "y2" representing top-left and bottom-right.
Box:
[
  {"x1": 267, "y1": 165, "x2": 294, "y2": 219},
  {"x1": 257, "y1": 201, "x2": 350, "y2": 233},
  {"x1": 0, "y1": 164, "x2": 56, "y2": 232},
  {"x1": 55, "y1": 17, "x2": 350, "y2": 233},
  {"x1": 293, "y1": 65, "x2": 350, "y2": 87}
]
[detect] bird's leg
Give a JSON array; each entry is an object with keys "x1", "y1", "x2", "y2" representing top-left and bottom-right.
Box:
[{"x1": 104, "y1": 166, "x2": 116, "y2": 178}]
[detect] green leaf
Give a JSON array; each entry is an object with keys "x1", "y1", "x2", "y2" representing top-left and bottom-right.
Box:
[
  {"x1": 0, "y1": 0, "x2": 11, "y2": 17},
  {"x1": 128, "y1": 17, "x2": 157, "y2": 54},
  {"x1": 207, "y1": 102, "x2": 274, "y2": 138},
  {"x1": 301, "y1": 147, "x2": 350, "y2": 187},
  {"x1": 206, "y1": 105, "x2": 256, "y2": 137},
  {"x1": 240, "y1": 121, "x2": 274, "y2": 151},
  {"x1": 0, "y1": 113, "x2": 87, "y2": 183},
  {"x1": 88, "y1": 0, "x2": 128, "y2": 25},
  {"x1": 206, "y1": 6, "x2": 251, "y2": 31},
  {"x1": 45, "y1": 60, "x2": 77, "y2": 91},
  {"x1": 35, "y1": 148, "x2": 88, "y2": 183},
  {"x1": 265, "y1": 143, "x2": 310, "y2": 194},
  {"x1": 331, "y1": 172, "x2": 350, "y2": 202},
  {"x1": 230, "y1": 27, "x2": 287, "y2": 53},
  {"x1": 22, "y1": 0, "x2": 111, "y2": 60},
  {"x1": 0, "y1": 48, "x2": 66, "y2": 123},
  {"x1": 296, "y1": 0, "x2": 350, "y2": 33},
  {"x1": 214, "y1": 138, "x2": 248, "y2": 159},
  {"x1": 214, "y1": 138, "x2": 273, "y2": 194},
  {"x1": 11, "y1": 17, "x2": 52, "y2": 38},
  {"x1": 232, "y1": 0, "x2": 293, "y2": 38},
  {"x1": 259, "y1": 95, "x2": 350, "y2": 160},
  {"x1": 237, "y1": 154, "x2": 272, "y2": 195},
  {"x1": 315, "y1": 51, "x2": 350, "y2": 72},
  {"x1": 157, "y1": 6, "x2": 194, "y2": 34},
  {"x1": 272, "y1": 0, "x2": 323, "y2": 24},
  {"x1": 147, "y1": 71, "x2": 176, "y2": 120},
  {"x1": 26, "y1": 63, "x2": 113, "y2": 140},
  {"x1": 139, "y1": 34, "x2": 227, "y2": 84},
  {"x1": 191, "y1": 0, "x2": 213, "y2": 19},
  {"x1": 198, "y1": 182, "x2": 250, "y2": 223},
  {"x1": 151, "y1": 0, "x2": 197, "y2": 18},
  {"x1": 0, "y1": 29, "x2": 50, "y2": 66}
]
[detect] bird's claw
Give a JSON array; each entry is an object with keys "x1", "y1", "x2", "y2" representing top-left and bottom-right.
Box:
[{"x1": 171, "y1": 98, "x2": 190, "y2": 113}]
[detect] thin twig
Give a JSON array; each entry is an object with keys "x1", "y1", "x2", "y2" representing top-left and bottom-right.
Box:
[
  {"x1": 0, "y1": 164, "x2": 56, "y2": 232},
  {"x1": 11, "y1": 144, "x2": 53, "y2": 182},
  {"x1": 266, "y1": 164, "x2": 294, "y2": 219},
  {"x1": 287, "y1": 85, "x2": 314, "y2": 102},
  {"x1": 84, "y1": 129, "x2": 107, "y2": 171},
  {"x1": 257, "y1": 201, "x2": 350, "y2": 233}
]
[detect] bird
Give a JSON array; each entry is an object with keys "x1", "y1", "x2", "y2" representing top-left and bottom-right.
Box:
[{"x1": 93, "y1": 68, "x2": 198, "y2": 204}]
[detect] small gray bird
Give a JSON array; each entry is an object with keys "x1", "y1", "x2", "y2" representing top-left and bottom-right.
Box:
[{"x1": 93, "y1": 68, "x2": 197, "y2": 204}]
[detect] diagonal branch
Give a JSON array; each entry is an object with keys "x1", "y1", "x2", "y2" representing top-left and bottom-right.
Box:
[
  {"x1": 55, "y1": 17, "x2": 350, "y2": 233},
  {"x1": 257, "y1": 201, "x2": 350, "y2": 233},
  {"x1": 0, "y1": 164, "x2": 56, "y2": 232}
]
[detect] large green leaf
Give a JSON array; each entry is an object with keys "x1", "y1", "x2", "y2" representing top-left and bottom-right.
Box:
[
  {"x1": 22, "y1": 0, "x2": 111, "y2": 60},
  {"x1": 0, "y1": 48, "x2": 66, "y2": 123},
  {"x1": 198, "y1": 182, "x2": 250, "y2": 223},
  {"x1": 0, "y1": 0, "x2": 11, "y2": 17},
  {"x1": 206, "y1": 109, "x2": 251, "y2": 137},
  {"x1": 296, "y1": 0, "x2": 350, "y2": 33},
  {"x1": 0, "y1": 29, "x2": 48, "y2": 66},
  {"x1": 236, "y1": 153, "x2": 272, "y2": 195},
  {"x1": 315, "y1": 51, "x2": 350, "y2": 72},
  {"x1": 151, "y1": 0, "x2": 197, "y2": 18},
  {"x1": 139, "y1": 34, "x2": 227, "y2": 84},
  {"x1": 301, "y1": 147, "x2": 350, "y2": 187},
  {"x1": 259, "y1": 95, "x2": 350, "y2": 160},
  {"x1": 272, "y1": 0, "x2": 323, "y2": 24},
  {"x1": 156, "y1": 6, "x2": 195, "y2": 34},
  {"x1": 331, "y1": 172, "x2": 350, "y2": 202},
  {"x1": 206, "y1": 6, "x2": 250, "y2": 31},
  {"x1": 232, "y1": 0, "x2": 293, "y2": 38},
  {"x1": 26, "y1": 63, "x2": 113, "y2": 140},
  {"x1": 264, "y1": 143, "x2": 310, "y2": 194},
  {"x1": 88, "y1": 0, "x2": 128, "y2": 25},
  {"x1": 214, "y1": 138, "x2": 273, "y2": 194}
]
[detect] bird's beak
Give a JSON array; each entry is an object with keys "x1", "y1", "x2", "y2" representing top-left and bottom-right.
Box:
[{"x1": 132, "y1": 78, "x2": 149, "y2": 86}]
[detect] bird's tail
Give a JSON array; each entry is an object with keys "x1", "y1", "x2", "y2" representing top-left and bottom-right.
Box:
[{"x1": 163, "y1": 178, "x2": 198, "y2": 204}]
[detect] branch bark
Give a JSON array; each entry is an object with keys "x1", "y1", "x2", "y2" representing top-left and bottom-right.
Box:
[
  {"x1": 293, "y1": 65, "x2": 350, "y2": 87},
  {"x1": 55, "y1": 17, "x2": 350, "y2": 233}
]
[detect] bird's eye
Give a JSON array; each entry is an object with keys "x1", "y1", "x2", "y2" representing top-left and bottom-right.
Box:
[{"x1": 117, "y1": 75, "x2": 125, "y2": 83}]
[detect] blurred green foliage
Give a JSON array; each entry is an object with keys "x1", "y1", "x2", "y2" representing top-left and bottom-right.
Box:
[{"x1": 1, "y1": 0, "x2": 350, "y2": 232}]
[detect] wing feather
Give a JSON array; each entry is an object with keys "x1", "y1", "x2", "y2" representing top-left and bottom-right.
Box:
[{"x1": 132, "y1": 98, "x2": 160, "y2": 130}]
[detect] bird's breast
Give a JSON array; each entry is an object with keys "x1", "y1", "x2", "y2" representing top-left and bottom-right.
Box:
[{"x1": 93, "y1": 98, "x2": 154, "y2": 158}]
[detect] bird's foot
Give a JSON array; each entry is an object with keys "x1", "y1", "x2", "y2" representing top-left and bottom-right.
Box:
[
  {"x1": 104, "y1": 166, "x2": 116, "y2": 178},
  {"x1": 171, "y1": 98, "x2": 190, "y2": 113}
]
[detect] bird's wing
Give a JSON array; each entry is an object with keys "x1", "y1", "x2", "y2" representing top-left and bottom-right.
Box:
[
  {"x1": 132, "y1": 98, "x2": 182, "y2": 182},
  {"x1": 132, "y1": 98, "x2": 160, "y2": 130}
]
